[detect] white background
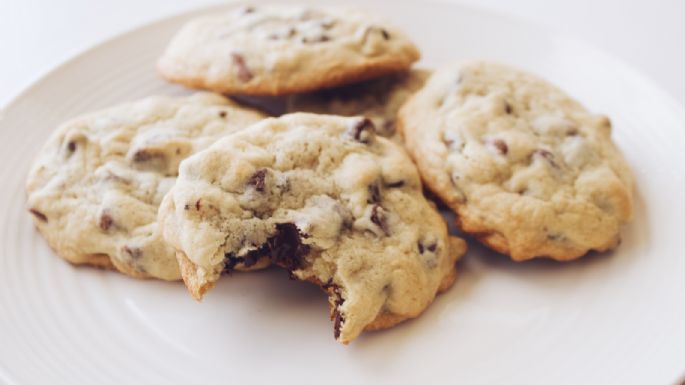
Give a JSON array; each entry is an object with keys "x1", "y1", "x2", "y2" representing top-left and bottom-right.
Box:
[{"x1": 1, "y1": 0, "x2": 685, "y2": 108}]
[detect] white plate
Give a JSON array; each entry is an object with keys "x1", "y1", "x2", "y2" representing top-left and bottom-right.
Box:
[{"x1": 2, "y1": 1, "x2": 685, "y2": 384}]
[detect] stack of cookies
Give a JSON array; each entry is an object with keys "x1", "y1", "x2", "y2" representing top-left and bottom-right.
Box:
[{"x1": 25, "y1": 4, "x2": 634, "y2": 344}]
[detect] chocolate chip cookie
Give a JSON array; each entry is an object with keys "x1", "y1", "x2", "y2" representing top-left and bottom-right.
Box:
[
  {"x1": 158, "y1": 113, "x2": 466, "y2": 343},
  {"x1": 399, "y1": 61, "x2": 634, "y2": 261},
  {"x1": 158, "y1": 5, "x2": 420, "y2": 95},
  {"x1": 285, "y1": 69, "x2": 430, "y2": 141},
  {"x1": 26, "y1": 93, "x2": 267, "y2": 280}
]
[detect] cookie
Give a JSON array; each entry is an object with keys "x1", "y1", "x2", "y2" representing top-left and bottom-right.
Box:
[
  {"x1": 157, "y1": 5, "x2": 420, "y2": 96},
  {"x1": 158, "y1": 113, "x2": 466, "y2": 343},
  {"x1": 285, "y1": 69, "x2": 430, "y2": 141},
  {"x1": 26, "y1": 93, "x2": 268, "y2": 280},
  {"x1": 399, "y1": 61, "x2": 634, "y2": 261}
]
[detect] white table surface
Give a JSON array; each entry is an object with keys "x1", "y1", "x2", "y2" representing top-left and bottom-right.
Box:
[{"x1": 2, "y1": 0, "x2": 685, "y2": 109}]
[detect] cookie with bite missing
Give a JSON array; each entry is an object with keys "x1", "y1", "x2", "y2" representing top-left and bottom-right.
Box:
[
  {"x1": 158, "y1": 113, "x2": 466, "y2": 343},
  {"x1": 399, "y1": 61, "x2": 634, "y2": 261},
  {"x1": 26, "y1": 93, "x2": 268, "y2": 280},
  {"x1": 157, "y1": 5, "x2": 420, "y2": 96},
  {"x1": 285, "y1": 69, "x2": 430, "y2": 141}
]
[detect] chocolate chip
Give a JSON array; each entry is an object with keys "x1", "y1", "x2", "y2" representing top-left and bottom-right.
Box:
[
  {"x1": 322, "y1": 278, "x2": 336, "y2": 290},
  {"x1": 492, "y1": 139, "x2": 508, "y2": 155},
  {"x1": 224, "y1": 249, "x2": 265, "y2": 273},
  {"x1": 385, "y1": 180, "x2": 404, "y2": 188},
  {"x1": 67, "y1": 141, "x2": 77, "y2": 153},
  {"x1": 195, "y1": 199, "x2": 202, "y2": 210},
  {"x1": 380, "y1": 29, "x2": 390, "y2": 40},
  {"x1": 269, "y1": 223, "x2": 309, "y2": 270},
  {"x1": 504, "y1": 101, "x2": 513, "y2": 114},
  {"x1": 123, "y1": 246, "x2": 142, "y2": 259},
  {"x1": 242, "y1": 247, "x2": 265, "y2": 268},
  {"x1": 367, "y1": 182, "x2": 381, "y2": 204},
  {"x1": 320, "y1": 280, "x2": 345, "y2": 339},
  {"x1": 333, "y1": 305, "x2": 343, "y2": 340},
  {"x1": 29, "y1": 209, "x2": 47, "y2": 222},
  {"x1": 231, "y1": 53, "x2": 253, "y2": 82},
  {"x1": 99, "y1": 212, "x2": 113, "y2": 231},
  {"x1": 223, "y1": 252, "x2": 244, "y2": 273},
  {"x1": 268, "y1": 27, "x2": 296, "y2": 40},
  {"x1": 348, "y1": 117, "x2": 375, "y2": 143},
  {"x1": 248, "y1": 169, "x2": 267, "y2": 192},
  {"x1": 535, "y1": 149, "x2": 558, "y2": 168},
  {"x1": 370, "y1": 204, "x2": 388, "y2": 236},
  {"x1": 417, "y1": 241, "x2": 437, "y2": 254},
  {"x1": 219, "y1": 111, "x2": 227, "y2": 118},
  {"x1": 132, "y1": 150, "x2": 162, "y2": 163},
  {"x1": 184, "y1": 204, "x2": 190, "y2": 210},
  {"x1": 301, "y1": 35, "x2": 330, "y2": 44},
  {"x1": 332, "y1": 289, "x2": 345, "y2": 340},
  {"x1": 224, "y1": 223, "x2": 309, "y2": 274}
]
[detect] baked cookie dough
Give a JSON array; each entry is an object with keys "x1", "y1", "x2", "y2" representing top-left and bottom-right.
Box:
[
  {"x1": 159, "y1": 113, "x2": 466, "y2": 342},
  {"x1": 399, "y1": 61, "x2": 633, "y2": 261},
  {"x1": 26, "y1": 93, "x2": 267, "y2": 280},
  {"x1": 158, "y1": 5, "x2": 420, "y2": 95}
]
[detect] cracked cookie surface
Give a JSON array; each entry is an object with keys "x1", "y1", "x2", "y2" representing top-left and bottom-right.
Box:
[
  {"x1": 400, "y1": 61, "x2": 634, "y2": 261},
  {"x1": 159, "y1": 113, "x2": 466, "y2": 343},
  {"x1": 158, "y1": 5, "x2": 420, "y2": 95},
  {"x1": 26, "y1": 93, "x2": 266, "y2": 280}
]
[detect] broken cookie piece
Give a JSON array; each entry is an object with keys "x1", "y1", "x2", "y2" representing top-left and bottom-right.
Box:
[{"x1": 159, "y1": 113, "x2": 466, "y2": 343}]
